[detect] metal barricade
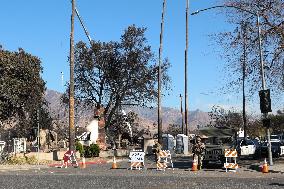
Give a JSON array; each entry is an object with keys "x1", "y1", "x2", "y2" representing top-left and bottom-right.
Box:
[
  {"x1": 224, "y1": 149, "x2": 238, "y2": 172},
  {"x1": 157, "y1": 150, "x2": 174, "y2": 171}
]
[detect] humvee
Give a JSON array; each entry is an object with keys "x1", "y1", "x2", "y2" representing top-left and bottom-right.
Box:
[{"x1": 198, "y1": 127, "x2": 236, "y2": 166}]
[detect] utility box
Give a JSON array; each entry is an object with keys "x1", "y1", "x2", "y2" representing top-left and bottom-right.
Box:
[
  {"x1": 162, "y1": 134, "x2": 175, "y2": 154},
  {"x1": 176, "y1": 134, "x2": 189, "y2": 154},
  {"x1": 13, "y1": 138, "x2": 26, "y2": 153}
]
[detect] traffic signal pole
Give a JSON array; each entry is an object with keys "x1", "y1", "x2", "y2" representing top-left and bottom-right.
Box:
[{"x1": 257, "y1": 12, "x2": 273, "y2": 166}]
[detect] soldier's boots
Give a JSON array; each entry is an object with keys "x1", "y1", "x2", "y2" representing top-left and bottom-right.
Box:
[{"x1": 198, "y1": 164, "x2": 202, "y2": 170}]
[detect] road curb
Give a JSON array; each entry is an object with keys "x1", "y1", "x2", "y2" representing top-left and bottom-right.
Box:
[
  {"x1": 0, "y1": 164, "x2": 48, "y2": 170},
  {"x1": 48, "y1": 159, "x2": 107, "y2": 167}
]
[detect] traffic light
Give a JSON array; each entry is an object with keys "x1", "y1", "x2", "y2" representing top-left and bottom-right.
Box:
[{"x1": 259, "y1": 89, "x2": 272, "y2": 113}]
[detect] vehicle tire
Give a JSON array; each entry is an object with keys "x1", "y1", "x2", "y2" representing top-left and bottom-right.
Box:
[{"x1": 202, "y1": 160, "x2": 209, "y2": 168}]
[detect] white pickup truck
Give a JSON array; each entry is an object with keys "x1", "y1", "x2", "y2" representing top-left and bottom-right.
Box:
[{"x1": 237, "y1": 139, "x2": 256, "y2": 157}]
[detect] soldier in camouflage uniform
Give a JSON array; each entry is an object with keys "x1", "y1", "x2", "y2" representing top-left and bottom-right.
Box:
[
  {"x1": 192, "y1": 135, "x2": 205, "y2": 170},
  {"x1": 152, "y1": 140, "x2": 162, "y2": 163}
]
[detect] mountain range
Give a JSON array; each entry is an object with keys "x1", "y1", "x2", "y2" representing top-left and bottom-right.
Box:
[{"x1": 45, "y1": 89, "x2": 211, "y2": 132}]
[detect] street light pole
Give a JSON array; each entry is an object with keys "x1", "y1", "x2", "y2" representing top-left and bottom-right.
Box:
[
  {"x1": 185, "y1": 0, "x2": 189, "y2": 136},
  {"x1": 69, "y1": 0, "x2": 76, "y2": 151},
  {"x1": 191, "y1": 5, "x2": 273, "y2": 165},
  {"x1": 157, "y1": 0, "x2": 166, "y2": 144}
]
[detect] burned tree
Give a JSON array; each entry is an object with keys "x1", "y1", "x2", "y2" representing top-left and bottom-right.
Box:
[{"x1": 72, "y1": 25, "x2": 171, "y2": 141}]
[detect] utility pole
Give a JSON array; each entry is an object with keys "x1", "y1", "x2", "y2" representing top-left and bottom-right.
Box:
[
  {"x1": 242, "y1": 22, "x2": 247, "y2": 140},
  {"x1": 158, "y1": 0, "x2": 166, "y2": 144},
  {"x1": 180, "y1": 94, "x2": 184, "y2": 134},
  {"x1": 185, "y1": 0, "x2": 189, "y2": 136},
  {"x1": 69, "y1": 0, "x2": 75, "y2": 151}
]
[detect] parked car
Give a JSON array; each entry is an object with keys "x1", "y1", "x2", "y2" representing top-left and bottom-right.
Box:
[
  {"x1": 261, "y1": 141, "x2": 282, "y2": 158},
  {"x1": 237, "y1": 139, "x2": 256, "y2": 158},
  {"x1": 270, "y1": 135, "x2": 281, "y2": 143},
  {"x1": 252, "y1": 138, "x2": 262, "y2": 158}
]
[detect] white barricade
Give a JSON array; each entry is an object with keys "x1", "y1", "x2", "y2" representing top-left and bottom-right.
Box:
[
  {"x1": 224, "y1": 149, "x2": 238, "y2": 172},
  {"x1": 129, "y1": 150, "x2": 145, "y2": 170},
  {"x1": 157, "y1": 150, "x2": 174, "y2": 171}
]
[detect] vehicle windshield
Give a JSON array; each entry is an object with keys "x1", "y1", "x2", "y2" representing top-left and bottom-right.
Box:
[
  {"x1": 239, "y1": 139, "x2": 254, "y2": 146},
  {"x1": 205, "y1": 137, "x2": 233, "y2": 145},
  {"x1": 262, "y1": 142, "x2": 280, "y2": 147}
]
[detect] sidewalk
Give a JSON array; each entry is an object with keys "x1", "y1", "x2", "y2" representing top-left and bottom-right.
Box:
[
  {"x1": 250, "y1": 162, "x2": 284, "y2": 174},
  {"x1": 267, "y1": 162, "x2": 284, "y2": 173},
  {"x1": 0, "y1": 157, "x2": 109, "y2": 170},
  {"x1": 0, "y1": 164, "x2": 48, "y2": 171},
  {"x1": 48, "y1": 157, "x2": 108, "y2": 167}
]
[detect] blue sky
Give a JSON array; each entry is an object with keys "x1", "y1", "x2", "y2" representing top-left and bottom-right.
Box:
[{"x1": 0, "y1": 0, "x2": 273, "y2": 113}]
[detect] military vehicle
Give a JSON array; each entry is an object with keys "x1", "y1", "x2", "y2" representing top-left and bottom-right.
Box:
[{"x1": 198, "y1": 127, "x2": 236, "y2": 166}]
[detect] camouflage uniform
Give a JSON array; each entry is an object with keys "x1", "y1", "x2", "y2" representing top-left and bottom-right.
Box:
[
  {"x1": 152, "y1": 141, "x2": 162, "y2": 163},
  {"x1": 192, "y1": 136, "x2": 205, "y2": 169}
]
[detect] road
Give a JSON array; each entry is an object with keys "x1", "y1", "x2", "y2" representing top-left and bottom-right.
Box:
[{"x1": 0, "y1": 156, "x2": 283, "y2": 189}]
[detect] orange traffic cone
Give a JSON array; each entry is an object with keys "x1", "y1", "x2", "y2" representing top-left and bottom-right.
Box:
[
  {"x1": 192, "y1": 159, "x2": 198, "y2": 171},
  {"x1": 262, "y1": 158, "x2": 269, "y2": 173},
  {"x1": 112, "y1": 156, "x2": 118, "y2": 169},
  {"x1": 81, "y1": 157, "x2": 86, "y2": 169}
]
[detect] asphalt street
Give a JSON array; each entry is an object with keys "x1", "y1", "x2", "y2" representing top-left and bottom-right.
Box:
[{"x1": 0, "y1": 156, "x2": 283, "y2": 189}]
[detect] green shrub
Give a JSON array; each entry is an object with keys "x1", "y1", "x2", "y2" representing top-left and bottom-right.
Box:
[
  {"x1": 75, "y1": 141, "x2": 85, "y2": 157},
  {"x1": 6, "y1": 155, "x2": 39, "y2": 165},
  {"x1": 7, "y1": 156, "x2": 26, "y2": 165},
  {"x1": 25, "y1": 155, "x2": 38, "y2": 164},
  {"x1": 84, "y1": 144, "x2": 100, "y2": 157}
]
